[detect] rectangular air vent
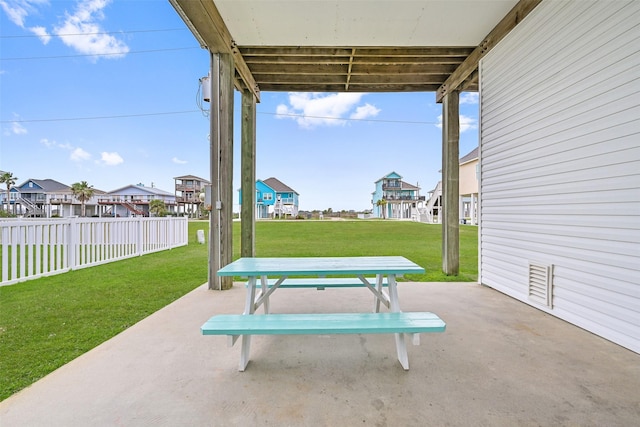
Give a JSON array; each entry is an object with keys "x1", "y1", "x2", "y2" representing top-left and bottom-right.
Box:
[{"x1": 528, "y1": 262, "x2": 553, "y2": 308}]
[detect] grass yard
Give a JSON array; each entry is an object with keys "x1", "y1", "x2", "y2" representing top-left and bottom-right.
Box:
[
  {"x1": 249, "y1": 220, "x2": 478, "y2": 282},
  {"x1": 0, "y1": 219, "x2": 477, "y2": 400}
]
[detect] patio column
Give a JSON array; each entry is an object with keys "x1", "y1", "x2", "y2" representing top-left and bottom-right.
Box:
[
  {"x1": 241, "y1": 89, "x2": 256, "y2": 258},
  {"x1": 208, "y1": 52, "x2": 235, "y2": 290},
  {"x1": 442, "y1": 90, "x2": 460, "y2": 275}
]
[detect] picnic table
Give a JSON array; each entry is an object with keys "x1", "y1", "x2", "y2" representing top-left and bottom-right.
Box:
[{"x1": 202, "y1": 256, "x2": 446, "y2": 371}]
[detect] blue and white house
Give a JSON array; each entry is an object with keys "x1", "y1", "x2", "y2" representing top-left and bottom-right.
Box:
[
  {"x1": 10, "y1": 178, "x2": 104, "y2": 217},
  {"x1": 372, "y1": 172, "x2": 424, "y2": 220},
  {"x1": 240, "y1": 177, "x2": 299, "y2": 219}
]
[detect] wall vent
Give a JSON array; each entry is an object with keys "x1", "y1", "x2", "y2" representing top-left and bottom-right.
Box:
[{"x1": 528, "y1": 262, "x2": 553, "y2": 308}]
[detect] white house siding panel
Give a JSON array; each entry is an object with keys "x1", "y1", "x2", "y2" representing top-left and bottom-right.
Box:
[{"x1": 479, "y1": 0, "x2": 640, "y2": 353}]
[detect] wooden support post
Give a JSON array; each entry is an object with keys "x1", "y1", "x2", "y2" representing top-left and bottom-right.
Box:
[
  {"x1": 241, "y1": 90, "x2": 257, "y2": 258},
  {"x1": 219, "y1": 53, "x2": 234, "y2": 290},
  {"x1": 208, "y1": 52, "x2": 221, "y2": 290},
  {"x1": 442, "y1": 90, "x2": 460, "y2": 275},
  {"x1": 208, "y1": 52, "x2": 234, "y2": 290}
]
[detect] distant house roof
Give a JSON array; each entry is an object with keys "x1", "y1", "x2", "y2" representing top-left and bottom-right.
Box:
[
  {"x1": 17, "y1": 178, "x2": 70, "y2": 193},
  {"x1": 400, "y1": 181, "x2": 419, "y2": 190},
  {"x1": 375, "y1": 172, "x2": 420, "y2": 191},
  {"x1": 174, "y1": 175, "x2": 210, "y2": 183},
  {"x1": 460, "y1": 147, "x2": 479, "y2": 165},
  {"x1": 56, "y1": 187, "x2": 107, "y2": 196},
  {"x1": 375, "y1": 171, "x2": 402, "y2": 183},
  {"x1": 11, "y1": 179, "x2": 106, "y2": 196},
  {"x1": 107, "y1": 184, "x2": 174, "y2": 197},
  {"x1": 263, "y1": 177, "x2": 298, "y2": 194}
]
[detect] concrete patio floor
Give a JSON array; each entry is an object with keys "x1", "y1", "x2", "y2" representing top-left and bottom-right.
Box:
[{"x1": 1, "y1": 282, "x2": 638, "y2": 426}]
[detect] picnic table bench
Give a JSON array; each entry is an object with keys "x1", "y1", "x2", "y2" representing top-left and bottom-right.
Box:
[{"x1": 204, "y1": 256, "x2": 446, "y2": 371}]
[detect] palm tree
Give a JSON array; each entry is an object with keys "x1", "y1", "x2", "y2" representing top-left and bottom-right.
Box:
[
  {"x1": 0, "y1": 172, "x2": 17, "y2": 214},
  {"x1": 71, "y1": 181, "x2": 95, "y2": 217},
  {"x1": 149, "y1": 199, "x2": 166, "y2": 217},
  {"x1": 376, "y1": 198, "x2": 387, "y2": 219}
]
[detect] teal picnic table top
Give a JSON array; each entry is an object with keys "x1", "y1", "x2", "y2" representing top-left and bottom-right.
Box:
[{"x1": 217, "y1": 256, "x2": 425, "y2": 277}]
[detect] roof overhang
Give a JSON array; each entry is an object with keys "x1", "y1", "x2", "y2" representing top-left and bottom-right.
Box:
[{"x1": 169, "y1": 0, "x2": 541, "y2": 102}]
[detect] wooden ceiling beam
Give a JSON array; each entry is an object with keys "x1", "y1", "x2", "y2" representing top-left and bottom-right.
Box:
[
  {"x1": 240, "y1": 46, "x2": 474, "y2": 57},
  {"x1": 351, "y1": 63, "x2": 459, "y2": 74},
  {"x1": 253, "y1": 74, "x2": 449, "y2": 85},
  {"x1": 349, "y1": 75, "x2": 451, "y2": 85},
  {"x1": 459, "y1": 70, "x2": 479, "y2": 92},
  {"x1": 253, "y1": 74, "x2": 351, "y2": 84},
  {"x1": 259, "y1": 83, "x2": 442, "y2": 92},
  {"x1": 346, "y1": 48, "x2": 356, "y2": 91},
  {"x1": 249, "y1": 64, "x2": 349, "y2": 75},
  {"x1": 243, "y1": 56, "x2": 466, "y2": 66},
  {"x1": 248, "y1": 63, "x2": 458, "y2": 75},
  {"x1": 436, "y1": 0, "x2": 541, "y2": 102},
  {"x1": 170, "y1": 0, "x2": 260, "y2": 101},
  {"x1": 244, "y1": 56, "x2": 352, "y2": 65},
  {"x1": 353, "y1": 56, "x2": 467, "y2": 65}
]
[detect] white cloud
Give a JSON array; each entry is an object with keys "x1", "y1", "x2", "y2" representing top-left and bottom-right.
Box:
[
  {"x1": 38, "y1": 139, "x2": 126, "y2": 167},
  {"x1": 460, "y1": 93, "x2": 479, "y2": 105},
  {"x1": 40, "y1": 138, "x2": 74, "y2": 150},
  {"x1": 0, "y1": 0, "x2": 52, "y2": 44},
  {"x1": 11, "y1": 121, "x2": 27, "y2": 135},
  {"x1": 2, "y1": 114, "x2": 27, "y2": 136},
  {"x1": 172, "y1": 157, "x2": 188, "y2": 165},
  {"x1": 99, "y1": 151, "x2": 123, "y2": 166},
  {"x1": 350, "y1": 103, "x2": 381, "y2": 120},
  {"x1": 459, "y1": 115, "x2": 478, "y2": 132},
  {"x1": 276, "y1": 92, "x2": 379, "y2": 129},
  {"x1": 40, "y1": 138, "x2": 55, "y2": 147},
  {"x1": 54, "y1": 0, "x2": 129, "y2": 60},
  {"x1": 29, "y1": 25, "x2": 51, "y2": 44},
  {"x1": 0, "y1": 0, "x2": 48, "y2": 28},
  {"x1": 70, "y1": 147, "x2": 91, "y2": 161},
  {"x1": 435, "y1": 114, "x2": 478, "y2": 133}
]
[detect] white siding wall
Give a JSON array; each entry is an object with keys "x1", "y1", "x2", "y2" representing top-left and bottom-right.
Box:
[{"x1": 479, "y1": 0, "x2": 640, "y2": 353}]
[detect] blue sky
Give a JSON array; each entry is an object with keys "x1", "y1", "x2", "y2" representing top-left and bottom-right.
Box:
[{"x1": 0, "y1": 0, "x2": 479, "y2": 212}]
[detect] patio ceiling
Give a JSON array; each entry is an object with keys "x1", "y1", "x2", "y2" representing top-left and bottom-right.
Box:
[
  {"x1": 213, "y1": 0, "x2": 508, "y2": 93},
  {"x1": 170, "y1": 0, "x2": 541, "y2": 101}
]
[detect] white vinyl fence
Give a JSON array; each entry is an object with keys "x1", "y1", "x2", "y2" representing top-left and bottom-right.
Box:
[{"x1": 0, "y1": 216, "x2": 188, "y2": 286}]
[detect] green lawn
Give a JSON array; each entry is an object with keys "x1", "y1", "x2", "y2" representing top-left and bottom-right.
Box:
[
  {"x1": 249, "y1": 220, "x2": 477, "y2": 282},
  {"x1": 0, "y1": 220, "x2": 476, "y2": 400}
]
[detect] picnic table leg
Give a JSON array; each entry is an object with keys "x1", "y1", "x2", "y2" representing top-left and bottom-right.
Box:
[
  {"x1": 244, "y1": 276, "x2": 257, "y2": 315},
  {"x1": 374, "y1": 274, "x2": 383, "y2": 313},
  {"x1": 261, "y1": 275, "x2": 270, "y2": 314},
  {"x1": 239, "y1": 335, "x2": 251, "y2": 371},
  {"x1": 388, "y1": 274, "x2": 409, "y2": 370},
  {"x1": 239, "y1": 276, "x2": 258, "y2": 371}
]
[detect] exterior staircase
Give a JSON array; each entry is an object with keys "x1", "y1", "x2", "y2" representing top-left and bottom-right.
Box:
[
  {"x1": 121, "y1": 202, "x2": 145, "y2": 216},
  {"x1": 18, "y1": 197, "x2": 45, "y2": 217},
  {"x1": 274, "y1": 199, "x2": 296, "y2": 218},
  {"x1": 423, "y1": 181, "x2": 442, "y2": 223}
]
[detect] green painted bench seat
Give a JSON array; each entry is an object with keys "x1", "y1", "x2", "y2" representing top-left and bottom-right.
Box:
[
  {"x1": 246, "y1": 277, "x2": 388, "y2": 290},
  {"x1": 202, "y1": 312, "x2": 446, "y2": 336}
]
